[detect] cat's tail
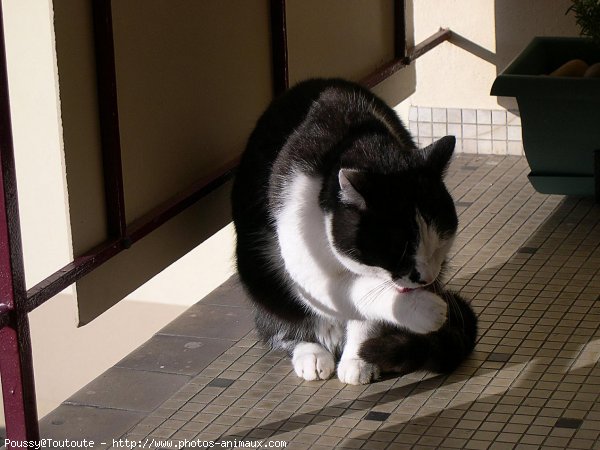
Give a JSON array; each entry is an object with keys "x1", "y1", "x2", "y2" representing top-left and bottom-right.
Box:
[{"x1": 359, "y1": 290, "x2": 477, "y2": 375}]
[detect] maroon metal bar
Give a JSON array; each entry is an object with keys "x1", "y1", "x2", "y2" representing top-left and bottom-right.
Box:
[
  {"x1": 92, "y1": 0, "x2": 127, "y2": 239},
  {"x1": 394, "y1": 0, "x2": 407, "y2": 60},
  {"x1": 360, "y1": 59, "x2": 409, "y2": 89},
  {"x1": 25, "y1": 239, "x2": 122, "y2": 313},
  {"x1": 595, "y1": 149, "x2": 599, "y2": 203},
  {"x1": 0, "y1": 320, "x2": 39, "y2": 443},
  {"x1": 270, "y1": 0, "x2": 289, "y2": 96},
  {"x1": 360, "y1": 28, "x2": 451, "y2": 89},
  {"x1": 25, "y1": 156, "x2": 239, "y2": 313},
  {"x1": 126, "y1": 157, "x2": 239, "y2": 244},
  {"x1": 409, "y1": 28, "x2": 452, "y2": 60},
  {"x1": 0, "y1": 0, "x2": 40, "y2": 441},
  {"x1": 0, "y1": 306, "x2": 11, "y2": 329}
]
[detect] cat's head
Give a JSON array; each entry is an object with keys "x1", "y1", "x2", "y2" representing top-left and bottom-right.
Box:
[{"x1": 326, "y1": 135, "x2": 458, "y2": 290}]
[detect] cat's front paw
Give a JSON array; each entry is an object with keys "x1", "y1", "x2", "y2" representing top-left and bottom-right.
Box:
[
  {"x1": 337, "y1": 358, "x2": 380, "y2": 385},
  {"x1": 292, "y1": 343, "x2": 335, "y2": 381},
  {"x1": 402, "y1": 289, "x2": 447, "y2": 334}
]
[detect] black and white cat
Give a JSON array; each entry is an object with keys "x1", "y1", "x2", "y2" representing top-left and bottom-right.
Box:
[{"x1": 232, "y1": 78, "x2": 477, "y2": 385}]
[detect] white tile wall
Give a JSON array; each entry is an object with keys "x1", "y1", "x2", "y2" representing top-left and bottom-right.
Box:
[
  {"x1": 408, "y1": 106, "x2": 524, "y2": 155},
  {"x1": 447, "y1": 108, "x2": 462, "y2": 123}
]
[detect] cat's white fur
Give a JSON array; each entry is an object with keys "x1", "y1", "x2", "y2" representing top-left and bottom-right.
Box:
[
  {"x1": 338, "y1": 320, "x2": 380, "y2": 384},
  {"x1": 275, "y1": 173, "x2": 448, "y2": 384},
  {"x1": 414, "y1": 213, "x2": 454, "y2": 285}
]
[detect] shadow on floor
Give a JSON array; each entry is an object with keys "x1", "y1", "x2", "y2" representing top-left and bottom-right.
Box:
[{"x1": 217, "y1": 196, "x2": 599, "y2": 448}]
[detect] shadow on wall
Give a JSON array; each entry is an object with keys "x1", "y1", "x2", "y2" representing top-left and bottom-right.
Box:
[
  {"x1": 445, "y1": 1, "x2": 578, "y2": 110},
  {"x1": 493, "y1": 0, "x2": 579, "y2": 109}
]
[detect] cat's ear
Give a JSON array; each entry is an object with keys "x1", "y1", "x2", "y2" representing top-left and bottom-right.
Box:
[
  {"x1": 422, "y1": 135, "x2": 455, "y2": 177},
  {"x1": 338, "y1": 169, "x2": 367, "y2": 210}
]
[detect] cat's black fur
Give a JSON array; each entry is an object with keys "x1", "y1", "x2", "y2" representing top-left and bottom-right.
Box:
[{"x1": 232, "y1": 78, "x2": 477, "y2": 378}]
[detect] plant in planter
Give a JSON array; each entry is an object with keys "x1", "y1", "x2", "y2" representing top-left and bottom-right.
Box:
[
  {"x1": 568, "y1": 0, "x2": 600, "y2": 45},
  {"x1": 491, "y1": 0, "x2": 600, "y2": 197}
]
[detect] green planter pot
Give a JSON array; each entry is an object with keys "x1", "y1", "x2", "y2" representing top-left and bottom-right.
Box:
[{"x1": 491, "y1": 37, "x2": 600, "y2": 196}]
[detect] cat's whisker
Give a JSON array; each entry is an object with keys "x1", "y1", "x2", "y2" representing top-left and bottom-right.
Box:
[
  {"x1": 356, "y1": 283, "x2": 380, "y2": 305},
  {"x1": 375, "y1": 281, "x2": 397, "y2": 304},
  {"x1": 360, "y1": 282, "x2": 388, "y2": 305},
  {"x1": 377, "y1": 280, "x2": 396, "y2": 297},
  {"x1": 359, "y1": 280, "x2": 393, "y2": 306}
]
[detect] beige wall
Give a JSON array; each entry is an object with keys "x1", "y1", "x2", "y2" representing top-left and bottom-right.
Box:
[
  {"x1": 398, "y1": 0, "x2": 579, "y2": 114},
  {"x1": 3, "y1": 0, "x2": 72, "y2": 291},
  {"x1": 288, "y1": 0, "x2": 395, "y2": 83},
  {"x1": 287, "y1": 0, "x2": 416, "y2": 107}
]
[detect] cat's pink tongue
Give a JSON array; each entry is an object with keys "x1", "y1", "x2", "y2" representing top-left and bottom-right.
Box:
[{"x1": 395, "y1": 286, "x2": 416, "y2": 294}]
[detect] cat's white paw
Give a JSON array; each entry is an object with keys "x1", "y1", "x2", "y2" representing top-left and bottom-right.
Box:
[
  {"x1": 403, "y1": 289, "x2": 448, "y2": 334},
  {"x1": 292, "y1": 343, "x2": 335, "y2": 381},
  {"x1": 337, "y1": 358, "x2": 380, "y2": 385}
]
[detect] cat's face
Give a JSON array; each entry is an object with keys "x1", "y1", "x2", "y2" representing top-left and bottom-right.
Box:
[{"x1": 326, "y1": 136, "x2": 458, "y2": 290}]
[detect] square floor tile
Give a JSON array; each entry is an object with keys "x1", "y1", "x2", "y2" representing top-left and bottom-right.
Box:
[
  {"x1": 199, "y1": 274, "x2": 251, "y2": 308},
  {"x1": 159, "y1": 303, "x2": 254, "y2": 340},
  {"x1": 66, "y1": 367, "x2": 189, "y2": 412},
  {"x1": 115, "y1": 335, "x2": 232, "y2": 376},
  {"x1": 40, "y1": 404, "x2": 144, "y2": 444}
]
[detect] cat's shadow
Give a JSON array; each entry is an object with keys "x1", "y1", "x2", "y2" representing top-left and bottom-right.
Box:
[{"x1": 218, "y1": 196, "x2": 599, "y2": 444}]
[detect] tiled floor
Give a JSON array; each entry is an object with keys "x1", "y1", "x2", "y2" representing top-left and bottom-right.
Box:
[{"x1": 41, "y1": 155, "x2": 599, "y2": 449}]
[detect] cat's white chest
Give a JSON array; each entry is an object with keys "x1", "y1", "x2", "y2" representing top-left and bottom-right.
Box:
[{"x1": 274, "y1": 173, "x2": 361, "y2": 320}]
